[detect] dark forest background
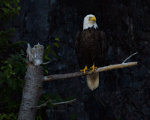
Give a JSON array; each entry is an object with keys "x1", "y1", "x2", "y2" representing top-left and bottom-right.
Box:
[{"x1": 0, "y1": 0, "x2": 150, "y2": 120}]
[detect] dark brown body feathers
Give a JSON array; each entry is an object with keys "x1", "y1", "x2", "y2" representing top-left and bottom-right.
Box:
[{"x1": 75, "y1": 28, "x2": 107, "y2": 68}]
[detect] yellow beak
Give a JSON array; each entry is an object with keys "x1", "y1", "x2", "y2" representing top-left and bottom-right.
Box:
[{"x1": 89, "y1": 16, "x2": 96, "y2": 22}]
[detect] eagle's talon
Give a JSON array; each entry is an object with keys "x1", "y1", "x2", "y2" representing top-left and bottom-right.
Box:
[
  {"x1": 80, "y1": 66, "x2": 88, "y2": 74},
  {"x1": 90, "y1": 64, "x2": 97, "y2": 72}
]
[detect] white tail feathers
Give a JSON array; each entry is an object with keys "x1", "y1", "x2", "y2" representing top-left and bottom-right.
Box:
[{"x1": 86, "y1": 73, "x2": 99, "y2": 90}]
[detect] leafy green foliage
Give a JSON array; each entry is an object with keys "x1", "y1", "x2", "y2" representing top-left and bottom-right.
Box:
[
  {"x1": 0, "y1": 0, "x2": 20, "y2": 24},
  {"x1": 43, "y1": 38, "x2": 60, "y2": 75},
  {"x1": 0, "y1": 113, "x2": 17, "y2": 120},
  {"x1": 44, "y1": 45, "x2": 58, "y2": 59},
  {"x1": 54, "y1": 37, "x2": 60, "y2": 42},
  {"x1": 0, "y1": 0, "x2": 22, "y2": 118},
  {"x1": 36, "y1": 114, "x2": 42, "y2": 120},
  {"x1": 0, "y1": 51, "x2": 26, "y2": 89},
  {"x1": 0, "y1": 28, "x2": 15, "y2": 57},
  {"x1": 0, "y1": 0, "x2": 22, "y2": 59},
  {"x1": 0, "y1": 50, "x2": 26, "y2": 112},
  {"x1": 44, "y1": 45, "x2": 52, "y2": 62},
  {"x1": 53, "y1": 42, "x2": 60, "y2": 48},
  {"x1": 0, "y1": 0, "x2": 21, "y2": 54},
  {"x1": 43, "y1": 37, "x2": 60, "y2": 63}
]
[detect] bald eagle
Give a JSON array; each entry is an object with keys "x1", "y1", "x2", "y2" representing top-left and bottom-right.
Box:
[{"x1": 75, "y1": 14, "x2": 107, "y2": 90}]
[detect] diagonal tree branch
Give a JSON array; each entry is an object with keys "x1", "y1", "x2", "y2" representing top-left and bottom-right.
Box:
[{"x1": 44, "y1": 62, "x2": 137, "y2": 81}]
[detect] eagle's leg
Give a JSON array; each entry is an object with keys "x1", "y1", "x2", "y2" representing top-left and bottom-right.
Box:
[
  {"x1": 90, "y1": 64, "x2": 98, "y2": 72},
  {"x1": 80, "y1": 66, "x2": 88, "y2": 74}
]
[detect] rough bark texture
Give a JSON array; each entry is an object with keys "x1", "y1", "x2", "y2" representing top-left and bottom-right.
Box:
[{"x1": 18, "y1": 44, "x2": 44, "y2": 120}]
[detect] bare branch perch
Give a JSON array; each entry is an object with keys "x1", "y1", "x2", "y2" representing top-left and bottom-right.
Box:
[{"x1": 44, "y1": 62, "x2": 137, "y2": 81}]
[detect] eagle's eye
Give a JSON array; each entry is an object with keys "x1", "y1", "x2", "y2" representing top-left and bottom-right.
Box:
[
  {"x1": 88, "y1": 17, "x2": 92, "y2": 21},
  {"x1": 88, "y1": 16, "x2": 96, "y2": 22}
]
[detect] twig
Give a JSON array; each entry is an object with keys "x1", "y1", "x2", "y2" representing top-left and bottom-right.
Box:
[
  {"x1": 44, "y1": 62, "x2": 137, "y2": 81},
  {"x1": 33, "y1": 99, "x2": 76, "y2": 109},
  {"x1": 43, "y1": 61, "x2": 51, "y2": 65},
  {"x1": 51, "y1": 99, "x2": 76, "y2": 105},
  {"x1": 43, "y1": 59, "x2": 57, "y2": 65},
  {"x1": 122, "y1": 52, "x2": 138, "y2": 63},
  {"x1": 32, "y1": 100, "x2": 50, "y2": 109}
]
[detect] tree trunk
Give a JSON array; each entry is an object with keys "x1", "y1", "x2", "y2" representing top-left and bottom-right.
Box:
[{"x1": 18, "y1": 44, "x2": 44, "y2": 120}]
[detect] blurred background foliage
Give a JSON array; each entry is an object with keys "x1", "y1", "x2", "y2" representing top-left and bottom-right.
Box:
[{"x1": 0, "y1": 0, "x2": 24, "y2": 119}]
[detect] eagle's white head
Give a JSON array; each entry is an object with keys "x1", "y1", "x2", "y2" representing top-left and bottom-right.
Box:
[{"x1": 83, "y1": 14, "x2": 98, "y2": 30}]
